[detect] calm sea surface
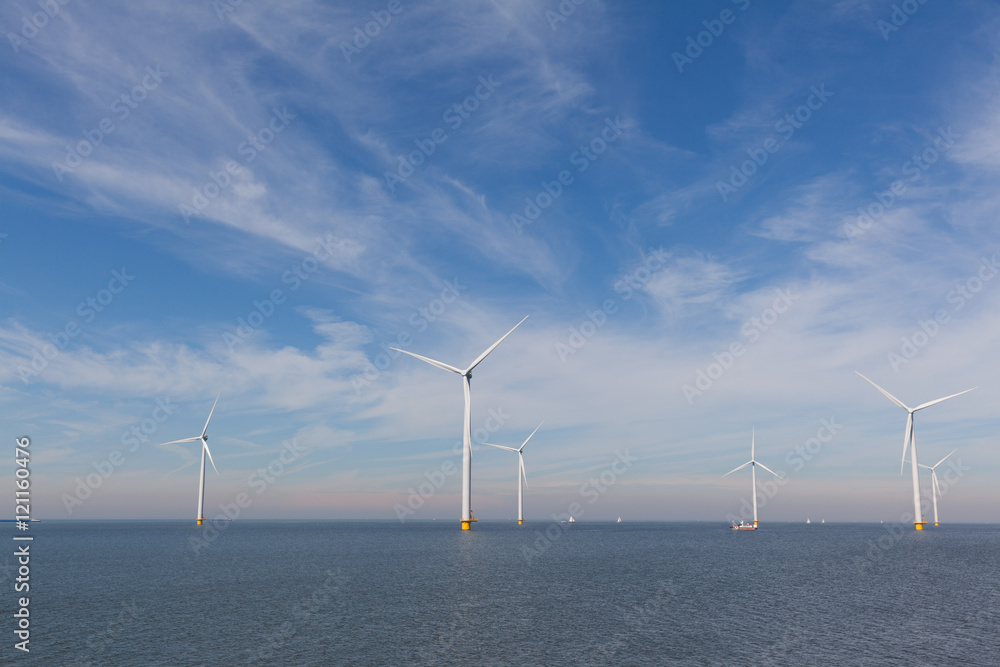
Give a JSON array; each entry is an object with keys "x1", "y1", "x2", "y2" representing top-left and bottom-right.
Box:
[{"x1": 10, "y1": 521, "x2": 1000, "y2": 665}]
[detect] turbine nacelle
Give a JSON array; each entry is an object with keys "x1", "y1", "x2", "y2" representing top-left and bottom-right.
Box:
[
  {"x1": 913, "y1": 448, "x2": 957, "y2": 500},
  {"x1": 722, "y1": 429, "x2": 783, "y2": 480},
  {"x1": 856, "y1": 372, "x2": 976, "y2": 474}
]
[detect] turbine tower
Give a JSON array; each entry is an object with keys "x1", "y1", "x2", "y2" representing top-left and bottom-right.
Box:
[
  {"x1": 918, "y1": 449, "x2": 957, "y2": 527},
  {"x1": 485, "y1": 422, "x2": 542, "y2": 525},
  {"x1": 856, "y1": 372, "x2": 975, "y2": 530},
  {"x1": 156, "y1": 394, "x2": 220, "y2": 525},
  {"x1": 723, "y1": 428, "x2": 782, "y2": 527},
  {"x1": 393, "y1": 316, "x2": 528, "y2": 530}
]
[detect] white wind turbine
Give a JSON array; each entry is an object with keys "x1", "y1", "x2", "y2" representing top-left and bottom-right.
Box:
[
  {"x1": 857, "y1": 372, "x2": 975, "y2": 530},
  {"x1": 917, "y1": 449, "x2": 957, "y2": 527},
  {"x1": 723, "y1": 428, "x2": 782, "y2": 527},
  {"x1": 393, "y1": 316, "x2": 528, "y2": 530},
  {"x1": 485, "y1": 422, "x2": 542, "y2": 525},
  {"x1": 157, "y1": 394, "x2": 220, "y2": 525}
]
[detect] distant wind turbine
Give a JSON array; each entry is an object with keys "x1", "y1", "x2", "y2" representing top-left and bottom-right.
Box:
[
  {"x1": 916, "y1": 449, "x2": 957, "y2": 527},
  {"x1": 856, "y1": 372, "x2": 975, "y2": 530},
  {"x1": 485, "y1": 422, "x2": 542, "y2": 525},
  {"x1": 156, "y1": 394, "x2": 220, "y2": 525},
  {"x1": 723, "y1": 428, "x2": 782, "y2": 527},
  {"x1": 393, "y1": 316, "x2": 528, "y2": 530}
]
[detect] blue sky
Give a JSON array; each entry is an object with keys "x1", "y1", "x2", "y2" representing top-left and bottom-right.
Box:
[{"x1": 2, "y1": 0, "x2": 999, "y2": 523}]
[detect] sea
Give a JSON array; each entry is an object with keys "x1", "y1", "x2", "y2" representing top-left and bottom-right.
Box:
[{"x1": 8, "y1": 520, "x2": 999, "y2": 665}]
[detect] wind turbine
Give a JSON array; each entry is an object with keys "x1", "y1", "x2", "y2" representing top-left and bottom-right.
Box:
[
  {"x1": 156, "y1": 394, "x2": 220, "y2": 525},
  {"x1": 856, "y1": 372, "x2": 975, "y2": 530},
  {"x1": 485, "y1": 422, "x2": 542, "y2": 525},
  {"x1": 722, "y1": 428, "x2": 782, "y2": 527},
  {"x1": 393, "y1": 316, "x2": 528, "y2": 530},
  {"x1": 916, "y1": 449, "x2": 957, "y2": 527}
]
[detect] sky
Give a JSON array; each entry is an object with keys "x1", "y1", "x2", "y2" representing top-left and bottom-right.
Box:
[{"x1": 1, "y1": 0, "x2": 999, "y2": 524}]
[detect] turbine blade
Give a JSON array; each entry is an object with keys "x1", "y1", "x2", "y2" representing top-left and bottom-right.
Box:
[
  {"x1": 391, "y1": 348, "x2": 463, "y2": 375},
  {"x1": 201, "y1": 393, "x2": 221, "y2": 438},
  {"x1": 722, "y1": 461, "x2": 752, "y2": 477},
  {"x1": 518, "y1": 422, "x2": 543, "y2": 452},
  {"x1": 156, "y1": 436, "x2": 201, "y2": 446},
  {"x1": 856, "y1": 372, "x2": 911, "y2": 411},
  {"x1": 914, "y1": 387, "x2": 977, "y2": 412},
  {"x1": 900, "y1": 412, "x2": 913, "y2": 475},
  {"x1": 203, "y1": 439, "x2": 219, "y2": 475},
  {"x1": 464, "y1": 315, "x2": 529, "y2": 374},
  {"x1": 756, "y1": 461, "x2": 783, "y2": 479},
  {"x1": 933, "y1": 449, "x2": 957, "y2": 469},
  {"x1": 483, "y1": 443, "x2": 518, "y2": 452}
]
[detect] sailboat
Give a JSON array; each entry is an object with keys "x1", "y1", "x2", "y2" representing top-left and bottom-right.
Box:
[
  {"x1": 568, "y1": 516, "x2": 575, "y2": 523},
  {"x1": 806, "y1": 518, "x2": 811, "y2": 524},
  {"x1": 616, "y1": 516, "x2": 622, "y2": 524}
]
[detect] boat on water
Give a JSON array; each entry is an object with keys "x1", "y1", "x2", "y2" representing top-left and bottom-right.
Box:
[
  {"x1": 616, "y1": 517, "x2": 622, "y2": 523},
  {"x1": 568, "y1": 516, "x2": 575, "y2": 523},
  {"x1": 731, "y1": 520, "x2": 757, "y2": 531},
  {"x1": 806, "y1": 518, "x2": 811, "y2": 524}
]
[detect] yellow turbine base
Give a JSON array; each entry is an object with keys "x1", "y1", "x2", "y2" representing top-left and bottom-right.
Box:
[
  {"x1": 915, "y1": 522, "x2": 925, "y2": 530},
  {"x1": 518, "y1": 519, "x2": 523, "y2": 525},
  {"x1": 934, "y1": 522, "x2": 939, "y2": 526},
  {"x1": 753, "y1": 520, "x2": 758, "y2": 527},
  {"x1": 461, "y1": 521, "x2": 471, "y2": 530},
  {"x1": 197, "y1": 518, "x2": 203, "y2": 525}
]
